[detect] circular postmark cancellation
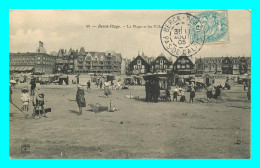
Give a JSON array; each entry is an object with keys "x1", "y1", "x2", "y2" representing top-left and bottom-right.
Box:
[{"x1": 160, "y1": 13, "x2": 206, "y2": 57}]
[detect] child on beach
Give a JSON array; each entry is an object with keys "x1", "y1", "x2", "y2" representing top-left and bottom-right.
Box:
[{"x1": 21, "y1": 88, "x2": 30, "y2": 111}]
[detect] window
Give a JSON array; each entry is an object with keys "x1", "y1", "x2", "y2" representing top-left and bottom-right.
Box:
[
  {"x1": 38, "y1": 57, "x2": 41, "y2": 60},
  {"x1": 134, "y1": 65, "x2": 137, "y2": 69},
  {"x1": 181, "y1": 65, "x2": 185, "y2": 69},
  {"x1": 142, "y1": 65, "x2": 145, "y2": 69},
  {"x1": 186, "y1": 64, "x2": 190, "y2": 68},
  {"x1": 137, "y1": 59, "x2": 141, "y2": 65},
  {"x1": 37, "y1": 61, "x2": 40, "y2": 64},
  {"x1": 156, "y1": 60, "x2": 159, "y2": 63},
  {"x1": 164, "y1": 65, "x2": 167, "y2": 69},
  {"x1": 177, "y1": 65, "x2": 180, "y2": 68}
]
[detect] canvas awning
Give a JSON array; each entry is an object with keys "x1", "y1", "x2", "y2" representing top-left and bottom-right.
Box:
[
  {"x1": 16, "y1": 67, "x2": 24, "y2": 71},
  {"x1": 11, "y1": 66, "x2": 34, "y2": 71},
  {"x1": 60, "y1": 75, "x2": 68, "y2": 78},
  {"x1": 9, "y1": 66, "x2": 15, "y2": 71},
  {"x1": 24, "y1": 66, "x2": 34, "y2": 71}
]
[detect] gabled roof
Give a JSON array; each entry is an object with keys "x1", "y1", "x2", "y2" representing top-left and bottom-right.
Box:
[
  {"x1": 173, "y1": 55, "x2": 193, "y2": 65},
  {"x1": 130, "y1": 55, "x2": 150, "y2": 66},
  {"x1": 154, "y1": 53, "x2": 170, "y2": 62},
  {"x1": 57, "y1": 49, "x2": 64, "y2": 57},
  {"x1": 78, "y1": 47, "x2": 86, "y2": 55}
]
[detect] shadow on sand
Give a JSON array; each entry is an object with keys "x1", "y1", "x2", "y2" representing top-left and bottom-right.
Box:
[
  {"x1": 130, "y1": 98, "x2": 146, "y2": 102},
  {"x1": 68, "y1": 110, "x2": 79, "y2": 115}
]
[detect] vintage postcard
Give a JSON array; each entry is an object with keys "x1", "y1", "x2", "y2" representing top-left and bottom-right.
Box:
[{"x1": 9, "y1": 10, "x2": 251, "y2": 158}]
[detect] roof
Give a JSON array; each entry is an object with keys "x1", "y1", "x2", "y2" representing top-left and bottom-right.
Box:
[
  {"x1": 195, "y1": 56, "x2": 251, "y2": 64},
  {"x1": 79, "y1": 47, "x2": 86, "y2": 55},
  {"x1": 9, "y1": 66, "x2": 34, "y2": 71},
  {"x1": 50, "y1": 51, "x2": 58, "y2": 56},
  {"x1": 153, "y1": 53, "x2": 170, "y2": 62},
  {"x1": 140, "y1": 56, "x2": 149, "y2": 64},
  {"x1": 173, "y1": 55, "x2": 193, "y2": 65},
  {"x1": 131, "y1": 55, "x2": 150, "y2": 65}
]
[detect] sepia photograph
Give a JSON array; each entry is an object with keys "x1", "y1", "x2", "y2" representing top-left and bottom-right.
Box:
[{"x1": 9, "y1": 10, "x2": 251, "y2": 159}]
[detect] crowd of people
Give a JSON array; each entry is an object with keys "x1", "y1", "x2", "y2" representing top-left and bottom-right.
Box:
[
  {"x1": 9, "y1": 75, "x2": 250, "y2": 118},
  {"x1": 144, "y1": 80, "x2": 227, "y2": 103}
]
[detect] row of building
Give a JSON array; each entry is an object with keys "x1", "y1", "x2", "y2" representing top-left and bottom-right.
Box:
[
  {"x1": 127, "y1": 53, "x2": 251, "y2": 76},
  {"x1": 9, "y1": 41, "x2": 251, "y2": 76}
]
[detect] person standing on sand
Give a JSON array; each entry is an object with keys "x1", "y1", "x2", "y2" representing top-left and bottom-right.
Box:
[
  {"x1": 206, "y1": 86, "x2": 213, "y2": 103},
  {"x1": 30, "y1": 78, "x2": 36, "y2": 96},
  {"x1": 87, "y1": 80, "x2": 91, "y2": 92},
  {"x1": 104, "y1": 80, "x2": 110, "y2": 98},
  {"x1": 99, "y1": 81, "x2": 103, "y2": 90},
  {"x1": 154, "y1": 80, "x2": 160, "y2": 103},
  {"x1": 145, "y1": 80, "x2": 150, "y2": 102},
  {"x1": 21, "y1": 87, "x2": 30, "y2": 111},
  {"x1": 76, "y1": 85, "x2": 86, "y2": 116},
  {"x1": 173, "y1": 88, "x2": 178, "y2": 102},
  {"x1": 189, "y1": 87, "x2": 195, "y2": 103}
]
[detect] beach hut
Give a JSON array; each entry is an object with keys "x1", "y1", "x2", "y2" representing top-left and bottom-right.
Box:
[
  {"x1": 59, "y1": 75, "x2": 69, "y2": 85},
  {"x1": 40, "y1": 75, "x2": 51, "y2": 85},
  {"x1": 203, "y1": 74, "x2": 215, "y2": 86},
  {"x1": 122, "y1": 76, "x2": 134, "y2": 85},
  {"x1": 132, "y1": 75, "x2": 145, "y2": 85}
]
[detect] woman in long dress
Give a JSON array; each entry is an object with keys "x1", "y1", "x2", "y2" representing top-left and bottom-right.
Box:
[
  {"x1": 76, "y1": 85, "x2": 86, "y2": 116},
  {"x1": 104, "y1": 80, "x2": 110, "y2": 98}
]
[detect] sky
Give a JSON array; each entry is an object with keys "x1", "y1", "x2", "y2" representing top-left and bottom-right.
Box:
[{"x1": 9, "y1": 10, "x2": 251, "y2": 61}]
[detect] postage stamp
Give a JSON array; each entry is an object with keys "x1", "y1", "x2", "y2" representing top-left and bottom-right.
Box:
[
  {"x1": 192, "y1": 10, "x2": 229, "y2": 44},
  {"x1": 160, "y1": 13, "x2": 205, "y2": 57}
]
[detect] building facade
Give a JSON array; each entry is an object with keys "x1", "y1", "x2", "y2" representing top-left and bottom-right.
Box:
[
  {"x1": 121, "y1": 58, "x2": 131, "y2": 75},
  {"x1": 195, "y1": 57, "x2": 222, "y2": 74},
  {"x1": 10, "y1": 41, "x2": 56, "y2": 74},
  {"x1": 151, "y1": 53, "x2": 173, "y2": 73},
  {"x1": 195, "y1": 56, "x2": 251, "y2": 75},
  {"x1": 173, "y1": 56, "x2": 195, "y2": 75},
  {"x1": 73, "y1": 48, "x2": 122, "y2": 75},
  {"x1": 54, "y1": 49, "x2": 76, "y2": 74},
  {"x1": 129, "y1": 55, "x2": 151, "y2": 75}
]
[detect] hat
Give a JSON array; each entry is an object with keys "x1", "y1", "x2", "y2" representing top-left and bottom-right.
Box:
[
  {"x1": 21, "y1": 87, "x2": 29, "y2": 92},
  {"x1": 37, "y1": 92, "x2": 44, "y2": 101},
  {"x1": 10, "y1": 80, "x2": 16, "y2": 84},
  {"x1": 179, "y1": 88, "x2": 183, "y2": 91},
  {"x1": 77, "y1": 84, "x2": 83, "y2": 89}
]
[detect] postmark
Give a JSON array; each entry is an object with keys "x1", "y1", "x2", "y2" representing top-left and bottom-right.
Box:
[
  {"x1": 192, "y1": 10, "x2": 229, "y2": 44},
  {"x1": 160, "y1": 13, "x2": 205, "y2": 57}
]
